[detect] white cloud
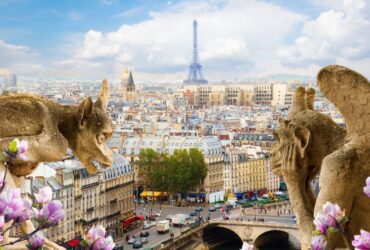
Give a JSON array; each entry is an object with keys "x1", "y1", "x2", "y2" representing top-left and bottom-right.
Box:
[
  {"x1": 280, "y1": 0, "x2": 370, "y2": 68},
  {"x1": 1, "y1": 0, "x2": 370, "y2": 81},
  {"x1": 0, "y1": 40, "x2": 30, "y2": 53},
  {"x1": 67, "y1": 0, "x2": 305, "y2": 80},
  {"x1": 0, "y1": 40, "x2": 45, "y2": 75}
]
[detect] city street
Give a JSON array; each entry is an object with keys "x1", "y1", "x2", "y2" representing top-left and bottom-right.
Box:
[{"x1": 118, "y1": 202, "x2": 296, "y2": 249}]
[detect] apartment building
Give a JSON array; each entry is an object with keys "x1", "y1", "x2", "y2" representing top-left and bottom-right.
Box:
[{"x1": 224, "y1": 147, "x2": 268, "y2": 199}]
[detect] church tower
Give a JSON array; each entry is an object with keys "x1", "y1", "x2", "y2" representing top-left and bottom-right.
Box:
[{"x1": 120, "y1": 68, "x2": 136, "y2": 102}]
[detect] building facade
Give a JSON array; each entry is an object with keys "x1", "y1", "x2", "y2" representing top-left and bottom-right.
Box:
[{"x1": 224, "y1": 147, "x2": 268, "y2": 199}]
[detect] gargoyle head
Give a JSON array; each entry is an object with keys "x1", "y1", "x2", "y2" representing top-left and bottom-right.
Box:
[
  {"x1": 71, "y1": 80, "x2": 113, "y2": 174},
  {"x1": 270, "y1": 87, "x2": 313, "y2": 176},
  {"x1": 270, "y1": 118, "x2": 310, "y2": 176}
]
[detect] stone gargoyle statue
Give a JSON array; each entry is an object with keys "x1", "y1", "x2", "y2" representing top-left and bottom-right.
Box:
[
  {"x1": 0, "y1": 80, "x2": 114, "y2": 249},
  {"x1": 270, "y1": 65, "x2": 370, "y2": 249}
]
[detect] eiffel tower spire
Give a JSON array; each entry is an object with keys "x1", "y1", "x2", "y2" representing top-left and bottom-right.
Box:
[{"x1": 183, "y1": 19, "x2": 208, "y2": 86}]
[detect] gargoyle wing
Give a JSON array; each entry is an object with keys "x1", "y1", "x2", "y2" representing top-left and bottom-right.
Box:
[{"x1": 317, "y1": 65, "x2": 370, "y2": 136}]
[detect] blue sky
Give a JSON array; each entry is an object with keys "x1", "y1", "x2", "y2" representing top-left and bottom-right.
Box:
[{"x1": 0, "y1": 0, "x2": 369, "y2": 81}]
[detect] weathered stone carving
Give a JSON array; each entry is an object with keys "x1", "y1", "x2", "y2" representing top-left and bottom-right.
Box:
[
  {"x1": 270, "y1": 65, "x2": 370, "y2": 249},
  {"x1": 0, "y1": 80, "x2": 114, "y2": 249}
]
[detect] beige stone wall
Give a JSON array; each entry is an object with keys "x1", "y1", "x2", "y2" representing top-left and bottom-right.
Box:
[
  {"x1": 204, "y1": 155, "x2": 224, "y2": 195},
  {"x1": 208, "y1": 91, "x2": 224, "y2": 106},
  {"x1": 241, "y1": 90, "x2": 253, "y2": 106}
]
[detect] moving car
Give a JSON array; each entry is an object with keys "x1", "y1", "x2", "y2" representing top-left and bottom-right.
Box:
[
  {"x1": 143, "y1": 221, "x2": 155, "y2": 229},
  {"x1": 190, "y1": 211, "x2": 197, "y2": 216},
  {"x1": 140, "y1": 231, "x2": 149, "y2": 237},
  {"x1": 128, "y1": 237, "x2": 136, "y2": 244},
  {"x1": 143, "y1": 223, "x2": 151, "y2": 230},
  {"x1": 223, "y1": 215, "x2": 229, "y2": 220},
  {"x1": 195, "y1": 207, "x2": 203, "y2": 212},
  {"x1": 208, "y1": 207, "x2": 216, "y2": 212},
  {"x1": 214, "y1": 204, "x2": 221, "y2": 209},
  {"x1": 133, "y1": 240, "x2": 142, "y2": 248},
  {"x1": 151, "y1": 212, "x2": 162, "y2": 217},
  {"x1": 140, "y1": 238, "x2": 148, "y2": 244}
]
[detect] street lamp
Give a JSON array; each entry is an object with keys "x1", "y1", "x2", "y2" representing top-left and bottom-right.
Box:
[
  {"x1": 159, "y1": 199, "x2": 162, "y2": 214},
  {"x1": 132, "y1": 173, "x2": 136, "y2": 215},
  {"x1": 197, "y1": 210, "x2": 201, "y2": 224}
]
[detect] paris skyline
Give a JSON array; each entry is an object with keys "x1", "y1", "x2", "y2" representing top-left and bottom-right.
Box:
[{"x1": 0, "y1": 0, "x2": 369, "y2": 82}]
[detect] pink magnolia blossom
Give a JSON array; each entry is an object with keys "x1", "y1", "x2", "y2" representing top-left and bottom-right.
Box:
[
  {"x1": 37, "y1": 200, "x2": 65, "y2": 225},
  {"x1": 364, "y1": 177, "x2": 370, "y2": 198},
  {"x1": 94, "y1": 236, "x2": 115, "y2": 250},
  {"x1": 352, "y1": 230, "x2": 370, "y2": 250},
  {"x1": 322, "y1": 201, "x2": 345, "y2": 226},
  {"x1": 0, "y1": 188, "x2": 31, "y2": 222},
  {"x1": 313, "y1": 213, "x2": 328, "y2": 234},
  {"x1": 86, "y1": 225, "x2": 115, "y2": 250},
  {"x1": 15, "y1": 139, "x2": 28, "y2": 161},
  {"x1": 28, "y1": 233, "x2": 44, "y2": 250},
  {"x1": 35, "y1": 186, "x2": 53, "y2": 204},
  {"x1": 0, "y1": 173, "x2": 4, "y2": 190},
  {"x1": 311, "y1": 235, "x2": 326, "y2": 250},
  {"x1": 0, "y1": 215, "x2": 4, "y2": 229},
  {"x1": 314, "y1": 201, "x2": 346, "y2": 233},
  {"x1": 86, "y1": 225, "x2": 106, "y2": 245},
  {"x1": 240, "y1": 241, "x2": 254, "y2": 250},
  {"x1": 18, "y1": 198, "x2": 32, "y2": 222},
  {"x1": 3, "y1": 190, "x2": 31, "y2": 223}
]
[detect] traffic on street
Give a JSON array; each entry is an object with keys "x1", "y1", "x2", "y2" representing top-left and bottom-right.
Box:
[{"x1": 117, "y1": 201, "x2": 296, "y2": 249}]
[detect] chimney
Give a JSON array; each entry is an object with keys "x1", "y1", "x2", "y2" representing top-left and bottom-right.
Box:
[{"x1": 55, "y1": 167, "x2": 64, "y2": 186}]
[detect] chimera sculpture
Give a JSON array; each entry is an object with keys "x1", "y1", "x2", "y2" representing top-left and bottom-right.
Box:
[
  {"x1": 271, "y1": 65, "x2": 370, "y2": 249},
  {"x1": 0, "y1": 80, "x2": 114, "y2": 249}
]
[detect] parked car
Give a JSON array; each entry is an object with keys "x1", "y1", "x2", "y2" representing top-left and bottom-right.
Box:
[
  {"x1": 128, "y1": 237, "x2": 136, "y2": 244},
  {"x1": 190, "y1": 211, "x2": 197, "y2": 216},
  {"x1": 140, "y1": 231, "x2": 149, "y2": 237},
  {"x1": 132, "y1": 240, "x2": 142, "y2": 248},
  {"x1": 151, "y1": 212, "x2": 162, "y2": 217},
  {"x1": 208, "y1": 207, "x2": 216, "y2": 212},
  {"x1": 143, "y1": 223, "x2": 151, "y2": 230},
  {"x1": 214, "y1": 204, "x2": 221, "y2": 209},
  {"x1": 143, "y1": 221, "x2": 155, "y2": 229},
  {"x1": 140, "y1": 238, "x2": 148, "y2": 244},
  {"x1": 195, "y1": 207, "x2": 203, "y2": 212},
  {"x1": 223, "y1": 215, "x2": 229, "y2": 220}
]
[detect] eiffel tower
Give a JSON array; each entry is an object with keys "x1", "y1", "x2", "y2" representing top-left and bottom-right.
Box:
[{"x1": 183, "y1": 19, "x2": 208, "y2": 86}]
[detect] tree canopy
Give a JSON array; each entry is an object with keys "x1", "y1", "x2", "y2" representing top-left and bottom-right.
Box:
[{"x1": 136, "y1": 148, "x2": 207, "y2": 196}]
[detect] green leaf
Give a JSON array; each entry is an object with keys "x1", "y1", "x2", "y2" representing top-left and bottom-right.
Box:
[
  {"x1": 312, "y1": 230, "x2": 323, "y2": 235},
  {"x1": 0, "y1": 246, "x2": 3, "y2": 250},
  {"x1": 32, "y1": 203, "x2": 41, "y2": 209},
  {"x1": 327, "y1": 227, "x2": 338, "y2": 233},
  {"x1": 341, "y1": 216, "x2": 349, "y2": 224},
  {"x1": 81, "y1": 239, "x2": 88, "y2": 247},
  {"x1": 8, "y1": 139, "x2": 18, "y2": 153}
]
